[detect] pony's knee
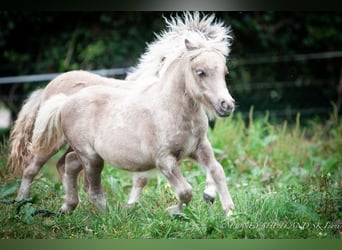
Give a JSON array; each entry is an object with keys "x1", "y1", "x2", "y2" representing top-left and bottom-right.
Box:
[
  {"x1": 134, "y1": 176, "x2": 148, "y2": 188},
  {"x1": 22, "y1": 165, "x2": 40, "y2": 179},
  {"x1": 65, "y1": 152, "x2": 82, "y2": 175},
  {"x1": 22, "y1": 153, "x2": 52, "y2": 179},
  {"x1": 167, "y1": 186, "x2": 193, "y2": 215},
  {"x1": 178, "y1": 186, "x2": 193, "y2": 205}
]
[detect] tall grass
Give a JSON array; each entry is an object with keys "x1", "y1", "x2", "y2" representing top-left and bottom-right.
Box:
[{"x1": 0, "y1": 110, "x2": 341, "y2": 239}]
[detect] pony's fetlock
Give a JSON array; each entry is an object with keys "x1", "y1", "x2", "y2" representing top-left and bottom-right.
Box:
[
  {"x1": 167, "y1": 205, "x2": 182, "y2": 215},
  {"x1": 60, "y1": 203, "x2": 77, "y2": 213}
]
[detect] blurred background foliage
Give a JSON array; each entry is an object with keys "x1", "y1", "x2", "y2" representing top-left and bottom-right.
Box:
[{"x1": 0, "y1": 11, "x2": 341, "y2": 123}]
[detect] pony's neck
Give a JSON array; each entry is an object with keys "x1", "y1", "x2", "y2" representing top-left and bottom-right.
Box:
[{"x1": 158, "y1": 58, "x2": 200, "y2": 114}]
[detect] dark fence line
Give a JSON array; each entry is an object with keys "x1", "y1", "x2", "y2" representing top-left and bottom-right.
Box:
[
  {"x1": 0, "y1": 51, "x2": 341, "y2": 122},
  {"x1": 232, "y1": 51, "x2": 342, "y2": 65},
  {"x1": 0, "y1": 67, "x2": 130, "y2": 85},
  {"x1": 1, "y1": 51, "x2": 341, "y2": 85}
]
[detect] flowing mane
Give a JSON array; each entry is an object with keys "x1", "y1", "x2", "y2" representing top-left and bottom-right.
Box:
[{"x1": 126, "y1": 12, "x2": 232, "y2": 81}]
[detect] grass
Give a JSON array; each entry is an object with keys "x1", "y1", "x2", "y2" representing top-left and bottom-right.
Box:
[{"x1": 0, "y1": 109, "x2": 341, "y2": 239}]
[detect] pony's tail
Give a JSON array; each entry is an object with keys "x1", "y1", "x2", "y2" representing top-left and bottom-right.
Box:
[
  {"x1": 30, "y1": 94, "x2": 68, "y2": 156},
  {"x1": 9, "y1": 89, "x2": 44, "y2": 177}
]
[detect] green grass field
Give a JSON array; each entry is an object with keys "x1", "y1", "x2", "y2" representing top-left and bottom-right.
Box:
[{"x1": 0, "y1": 109, "x2": 341, "y2": 239}]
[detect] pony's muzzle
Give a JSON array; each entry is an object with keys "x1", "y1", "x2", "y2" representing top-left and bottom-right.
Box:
[{"x1": 216, "y1": 99, "x2": 235, "y2": 117}]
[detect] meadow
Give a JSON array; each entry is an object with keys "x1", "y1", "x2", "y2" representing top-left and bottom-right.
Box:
[{"x1": 0, "y1": 109, "x2": 341, "y2": 239}]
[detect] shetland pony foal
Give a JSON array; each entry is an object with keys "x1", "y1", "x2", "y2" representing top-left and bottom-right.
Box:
[
  {"x1": 12, "y1": 12, "x2": 233, "y2": 208},
  {"x1": 31, "y1": 39, "x2": 235, "y2": 216}
]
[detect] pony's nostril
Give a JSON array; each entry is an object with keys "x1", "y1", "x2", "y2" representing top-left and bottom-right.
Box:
[{"x1": 221, "y1": 100, "x2": 229, "y2": 111}]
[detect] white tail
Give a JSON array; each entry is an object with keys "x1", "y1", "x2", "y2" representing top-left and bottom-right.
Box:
[
  {"x1": 9, "y1": 89, "x2": 44, "y2": 176},
  {"x1": 30, "y1": 94, "x2": 68, "y2": 154}
]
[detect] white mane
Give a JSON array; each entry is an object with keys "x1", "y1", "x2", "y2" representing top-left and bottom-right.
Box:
[{"x1": 126, "y1": 11, "x2": 232, "y2": 81}]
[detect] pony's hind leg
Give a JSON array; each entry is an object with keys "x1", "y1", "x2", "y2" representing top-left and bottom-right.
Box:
[
  {"x1": 82, "y1": 170, "x2": 90, "y2": 194},
  {"x1": 56, "y1": 147, "x2": 90, "y2": 195},
  {"x1": 56, "y1": 146, "x2": 73, "y2": 186},
  {"x1": 17, "y1": 150, "x2": 58, "y2": 199},
  {"x1": 79, "y1": 154, "x2": 106, "y2": 214},
  {"x1": 126, "y1": 172, "x2": 149, "y2": 208},
  {"x1": 60, "y1": 151, "x2": 83, "y2": 213}
]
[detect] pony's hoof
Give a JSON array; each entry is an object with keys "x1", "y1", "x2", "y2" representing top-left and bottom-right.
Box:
[
  {"x1": 60, "y1": 204, "x2": 74, "y2": 213},
  {"x1": 93, "y1": 202, "x2": 106, "y2": 214},
  {"x1": 167, "y1": 205, "x2": 181, "y2": 215},
  {"x1": 125, "y1": 202, "x2": 139, "y2": 210},
  {"x1": 224, "y1": 206, "x2": 234, "y2": 217},
  {"x1": 203, "y1": 193, "x2": 215, "y2": 204},
  {"x1": 226, "y1": 209, "x2": 234, "y2": 217},
  {"x1": 125, "y1": 203, "x2": 133, "y2": 209}
]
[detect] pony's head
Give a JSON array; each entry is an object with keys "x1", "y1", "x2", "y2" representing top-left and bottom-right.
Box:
[{"x1": 184, "y1": 38, "x2": 235, "y2": 117}]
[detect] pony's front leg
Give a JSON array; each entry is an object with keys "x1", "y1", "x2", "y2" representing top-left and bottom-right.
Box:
[
  {"x1": 203, "y1": 173, "x2": 216, "y2": 203},
  {"x1": 157, "y1": 156, "x2": 193, "y2": 215},
  {"x1": 60, "y1": 151, "x2": 83, "y2": 213},
  {"x1": 193, "y1": 137, "x2": 234, "y2": 216}
]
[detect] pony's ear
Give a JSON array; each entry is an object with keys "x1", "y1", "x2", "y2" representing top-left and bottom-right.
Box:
[{"x1": 185, "y1": 38, "x2": 198, "y2": 51}]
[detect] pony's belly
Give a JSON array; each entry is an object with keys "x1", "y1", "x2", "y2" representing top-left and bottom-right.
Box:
[
  {"x1": 96, "y1": 140, "x2": 156, "y2": 172},
  {"x1": 106, "y1": 156, "x2": 155, "y2": 172}
]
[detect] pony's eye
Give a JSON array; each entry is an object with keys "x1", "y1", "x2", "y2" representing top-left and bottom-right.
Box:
[{"x1": 196, "y1": 69, "x2": 206, "y2": 77}]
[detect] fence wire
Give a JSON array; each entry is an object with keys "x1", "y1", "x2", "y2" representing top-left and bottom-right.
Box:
[{"x1": 0, "y1": 51, "x2": 341, "y2": 123}]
